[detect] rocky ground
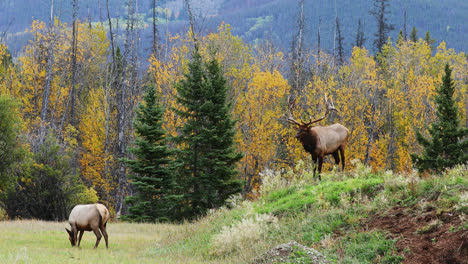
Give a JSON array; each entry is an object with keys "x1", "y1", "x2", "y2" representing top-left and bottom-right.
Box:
[{"x1": 252, "y1": 241, "x2": 330, "y2": 264}]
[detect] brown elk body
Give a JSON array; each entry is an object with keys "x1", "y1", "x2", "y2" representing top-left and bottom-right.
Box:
[
  {"x1": 66, "y1": 203, "x2": 109, "y2": 249},
  {"x1": 288, "y1": 95, "x2": 349, "y2": 180}
]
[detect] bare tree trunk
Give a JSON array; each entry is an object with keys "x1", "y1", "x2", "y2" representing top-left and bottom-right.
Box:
[
  {"x1": 385, "y1": 103, "x2": 396, "y2": 170},
  {"x1": 152, "y1": 0, "x2": 159, "y2": 57},
  {"x1": 364, "y1": 91, "x2": 378, "y2": 165},
  {"x1": 185, "y1": 0, "x2": 198, "y2": 48},
  {"x1": 0, "y1": 19, "x2": 13, "y2": 43},
  {"x1": 70, "y1": 0, "x2": 78, "y2": 126},
  {"x1": 87, "y1": 0, "x2": 92, "y2": 28},
  {"x1": 50, "y1": 0, "x2": 54, "y2": 22},
  {"x1": 106, "y1": 0, "x2": 116, "y2": 64},
  {"x1": 317, "y1": 16, "x2": 321, "y2": 66},
  {"x1": 297, "y1": 0, "x2": 304, "y2": 58},
  {"x1": 116, "y1": 0, "x2": 140, "y2": 217},
  {"x1": 59, "y1": 0, "x2": 79, "y2": 134},
  {"x1": 403, "y1": 7, "x2": 407, "y2": 40},
  {"x1": 40, "y1": 49, "x2": 54, "y2": 122},
  {"x1": 98, "y1": 0, "x2": 103, "y2": 24},
  {"x1": 290, "y1": 0, "x2": 305, "y2": 108},
  {"x1": 164, "y1": 9, "x2": 169, "y2": 61},
  {"x1": 40, "y1": 0, "x2": 56, "y2": 123},
  {"x1": 355, "y1": 19, "x2": 366, "y2": 48},
  {"x1": 333, "y1": 0, "x2": 337, "y2": 58}
]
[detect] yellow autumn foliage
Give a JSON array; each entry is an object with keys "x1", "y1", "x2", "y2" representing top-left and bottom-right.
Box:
[{"x1": 1, "y1": 19, "x2": 466, "y2": 200}]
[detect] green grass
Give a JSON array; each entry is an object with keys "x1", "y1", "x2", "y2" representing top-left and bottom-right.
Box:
[
  {"x1": 0, "y1": 220, "x2": 201, "y2": 263},
  {"x1": 325, "y1": 231, "x2": 404, "y2": 264},
  {"x1": 0, "y1": 207, "x2": 253, "y2": 264},
  {"x1": 257, "y1": 177, "x2": 383, "y2": 215},
  {"x1": 1, "y1": 165, "x2": 466, "y2": 263}
]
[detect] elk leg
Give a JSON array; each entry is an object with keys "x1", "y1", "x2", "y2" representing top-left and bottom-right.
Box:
[
  {"x1": 77, "y1": 230, "x2": 84, "y2": 247},
  {"x1": 317, "y1": 156, "x2": 324, "y2": 181},
  {"x1": 339, "y1": 146, "x2": 345, "y2": 171},
  {"x1": 100, "y1": 224, "x2": 109, "y2": 249},
  {"x1": 332, "y1": 151, "x2": 340, "y2": 169},
  {"x1": 311, "y1": 155, "x2": 318, "y2": 177},
  {"x1": 93, "y1": 228, "x2": 102, "y2": 249},
  {"x1": 73, "y1": 227, "x2": 78, "y2": 247}
]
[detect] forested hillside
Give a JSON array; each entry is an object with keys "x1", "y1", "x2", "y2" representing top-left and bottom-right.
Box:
[{"x1": 1, "y1": 0, "x2": 467, "y2": 57}]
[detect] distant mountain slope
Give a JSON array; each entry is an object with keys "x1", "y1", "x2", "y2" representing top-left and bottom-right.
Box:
[
  {"x1": 1, "y1": 0, "x2": 467, "y2": 57},
  {"x1": 213, "y1": 0, "x2": 468, "y2": 54}
]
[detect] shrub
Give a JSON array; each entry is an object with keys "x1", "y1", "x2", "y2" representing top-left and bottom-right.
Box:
[
  {"x1": 74, "y1": 186, "x2": 99, "y2": 205},
  {"x1": 0, "y1": 132, "x2": 84, "y2": 220},
  {"x1": 259, "y1": 169, "x2": 290, "y2": 196},
  {"x1": 211, "y1": 213, "x2": 278, "y2": 256}
]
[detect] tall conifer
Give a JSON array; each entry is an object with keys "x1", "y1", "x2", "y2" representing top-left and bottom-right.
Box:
[
  {"x1": 174, "y1": 49, "x2": 243, "y2": 219},
  {"x1": 122, "y1": 84, "x2": 181, "y2": 222},
  {"x1": 410, "y1": 26, "x2": 418, "y2": 42},
  {"x1": 424, "y1": 31, "x2": 436, "y2": 52},
  {"x1": 411, "y1": 64, "x2": 468, "y2": 173},
  {"x1": 370, "y1": 0, "x2": 395, "y2": 53}
]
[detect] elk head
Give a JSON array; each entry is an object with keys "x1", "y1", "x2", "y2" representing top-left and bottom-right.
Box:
[{"x1": 287, "y1": 93, "x2": 338, "y2": 134}]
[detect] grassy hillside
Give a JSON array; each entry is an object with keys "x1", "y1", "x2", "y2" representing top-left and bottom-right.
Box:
[{"x1": 1, "y1": 164, "x2": 466, "y2": 263}]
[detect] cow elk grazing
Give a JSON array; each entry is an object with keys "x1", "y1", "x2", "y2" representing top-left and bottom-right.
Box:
[
  {"x1": 287, "y1": 94, "x2": 349, "y2": 180},
  {"x1": 66, "y1": 203, "x2": 110, "y2": 249}
]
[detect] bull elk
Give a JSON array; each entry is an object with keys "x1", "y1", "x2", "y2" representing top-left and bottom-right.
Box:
[
  {"x1": 66, "y1": 203, "x2": 110, "y2": 249},
  {"x1": 287, "y1": 94, "x2": 349, "y2": 180}
]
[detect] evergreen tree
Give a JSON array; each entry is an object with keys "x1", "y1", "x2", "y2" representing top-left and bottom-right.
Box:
[
  {"x1": 424, "y1": 31, "x2": 436, "y2": 52},
  {"x1": 397, "y1": 30, "x2": 404, "y2": 45},
  {"x1": 0, "y1": 95, "x2": 22, "y2": 190},
  {"x1": 122, "y1": 84, "x2": 181, "y2": 222},
  {"x1": 410, "y1": 26, "x2": 418, "y2": 42},
  {"x1": 174, "y1": 49, "x2": 243, "y2": 219},
  {"x1": 335, "y1": 16, "x2": 345, "y2": 66},
  {"x1": 370, "y1": 0, "x2": 395, "y2": 53},
  {"x1": 411, "y1": 64, "x2": 468, "y2": 173}
]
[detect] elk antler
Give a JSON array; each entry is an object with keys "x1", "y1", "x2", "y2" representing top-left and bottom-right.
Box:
[
  {"x1": 309, "y1": 93, "x2": 338, "y2": 124},
  {"x1": 286, "y1": 94, "x2": 338, "y2": 126},
  {"x1": 286, "y1": 95, "x2": 303, "y2": 126}
]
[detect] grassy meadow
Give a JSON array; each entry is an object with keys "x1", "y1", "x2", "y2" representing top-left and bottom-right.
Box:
[
  {"x1": 1, "y1": 163, "x2": 467, "y2": 263},
  {"x1": 0, "y1": 220, "x2": 200, "y2": 263}
]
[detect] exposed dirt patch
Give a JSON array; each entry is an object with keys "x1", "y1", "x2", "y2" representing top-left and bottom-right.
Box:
[{"x1": 366, "y1": 206, "x2": 468, "y2": 264}]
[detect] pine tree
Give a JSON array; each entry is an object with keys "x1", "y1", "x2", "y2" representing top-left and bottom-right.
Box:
[
  {"x1": 410, "y1": 26, "x2": 418, "y2": 42},
  {"x1": 370, "y1": 0, "x2": 395, "y2": 53},
  {"x1": 174, "y1": 49, "x2": 243, "y2": 219},
  {"x1": 397, "y1": 30, "x2": 404, "y2": 45},
  {"x1": 335, "y1": 16, "x2": 345, "y2": 66},
  {"x1": 411, "y1": 64, "x2": 468, "y2": 174},
  {"x1": 122, "y1": 84, "x2": 181, "y2": 222},
  {"x1": 0, "y1": 95, "x2": 22, "y2": 190},
  {"x1": 424, "y1": 31, "x2": 436, "y2": 52}
]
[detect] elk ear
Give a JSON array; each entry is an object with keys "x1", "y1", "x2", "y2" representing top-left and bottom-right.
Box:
[{"x1": 65, "y1": 228, "x2": 72, "y2": 236}]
